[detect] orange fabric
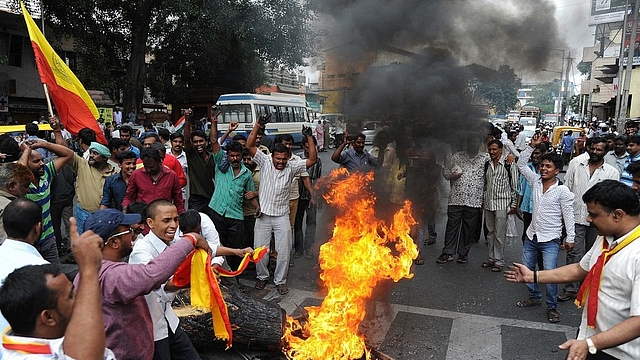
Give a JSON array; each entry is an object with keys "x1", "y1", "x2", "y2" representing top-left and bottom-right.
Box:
[
  {"x1": 575, "y1": 225, "x2": 640, "y2": 328},
  {"x1": 2, "y1": 331, "x2": 52, "y2": 355},
  {"x1": 214, "y1": 247, "x2": 268, "y2": 277},
  {"x1": 21, "y1": 3, "x2": 107, "y2": 144}
]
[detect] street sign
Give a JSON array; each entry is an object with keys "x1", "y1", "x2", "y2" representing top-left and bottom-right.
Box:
[{"x1": 0, "y1": 94, "x2": 8, "y2": 113}]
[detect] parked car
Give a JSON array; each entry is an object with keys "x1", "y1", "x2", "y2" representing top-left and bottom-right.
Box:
[{"x1": 361, "y1": 121, "x2": 384, "y2": 145}]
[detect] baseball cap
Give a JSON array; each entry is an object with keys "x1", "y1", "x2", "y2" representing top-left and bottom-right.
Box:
[{"x1": 84, "y1": 209, "x2": 142, "y2": 241}]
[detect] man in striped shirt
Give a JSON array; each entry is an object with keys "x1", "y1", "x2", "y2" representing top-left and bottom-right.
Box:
[
  {"x1": 482, "y1": 140, "x2": 519, "y2": 272},
  {"x1": 21, "y1": 137, "x2": 74, "y2": 264},
  {"x1": 247, "y1": 118, "x2": 317, "y2": 295}
]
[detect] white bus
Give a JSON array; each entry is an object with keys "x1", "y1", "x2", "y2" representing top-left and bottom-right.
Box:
[{"x1": 216, "y1": 93, "x2": 309, "y2": 144}]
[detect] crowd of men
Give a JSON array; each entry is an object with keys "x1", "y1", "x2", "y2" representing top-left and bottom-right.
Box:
[{"x1": 2, "y1": 112, "x2": 640, "y2": 359}]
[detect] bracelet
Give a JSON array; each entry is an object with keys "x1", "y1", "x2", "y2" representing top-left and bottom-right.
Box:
[
  {"x1": 533, "y1": 270, "x2": 538, "y2": 284},
  {"x1": 183, "y1": 234, "x2": 197, "y2": 247}
]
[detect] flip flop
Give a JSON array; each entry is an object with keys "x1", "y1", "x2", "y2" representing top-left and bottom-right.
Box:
[{"x1": 482, "y1": 260, "x2": 495, "y2": 268}]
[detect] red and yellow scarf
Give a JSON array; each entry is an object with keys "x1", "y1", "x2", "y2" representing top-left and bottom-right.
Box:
[
  {"x1": 173, "y1": 247, "x2": 268, "y2": 348},
  {"x1": 2, "y1": 328, "x2": 52, "y2": 354},
  {"x1": 575, "y1": 225, "x2": 640, "y2": 328}
]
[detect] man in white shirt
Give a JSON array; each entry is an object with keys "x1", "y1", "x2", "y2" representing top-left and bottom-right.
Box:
[
  {"x1": 174, "y1": 209, "x2": 225, "y2": 266},
  {"x1": 560, "y1": 137, "x2": 619, "y2": 302},
  {"x1": 515, "y1": 134, "x2": 575, "y2": 323},
  {"x1": 506, "y1": 180, "x2": 640, "y2": 359},
  {"x1": 129, "y1": 200, "x2": 252, "y2": 359}
]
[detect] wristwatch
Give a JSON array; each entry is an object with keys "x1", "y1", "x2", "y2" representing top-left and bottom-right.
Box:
[{"x1": 586, "y1": 338, "x2": 597, "y2": 354}]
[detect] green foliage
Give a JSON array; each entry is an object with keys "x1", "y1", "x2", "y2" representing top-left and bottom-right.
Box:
[
  {"x1": 529, "y1": 82, "x2": 558, "y2": 115},
  {"x1": 577, "y1": 61, "x2": 592, "y2": 79},
  {"x1": 471, "y1": 64, "x2": 521, "y2": 114},
  {"x1": 38, "y1": 0, "x2": 317, "y2": 107},
  {"x1": 568, "y1": 94, "x2": 580, "y2": 114}
]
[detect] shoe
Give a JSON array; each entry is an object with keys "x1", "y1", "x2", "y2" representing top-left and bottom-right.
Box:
[
  {"x1": 516, "y1": 298, "x2": 542, "y2": 308},
  {"x1": 425, "y1": 238, "x2": 436, "y2": 246},
  {"x1": 276, "y1": 284, "x2": 289, "y2": 295},
  {"x1": 456, "y1": 255, "x2": 468, "y2": 264},
  {"x1": 481, "y1": 260, "x2": 495, "y2": 268},
  {"x1": 547, "y1": 309, "x2": 560, "y2": 323},
  {"x1": 254, "y1": 279, "x2": 268, "y2": 290},
  {"x1": 293, "y1": 252, "x2": 301, "y2": 259},
  {"x1": 557, "y1": 292, "x2": 577, "y2": 302},
  {"x1": 436, "y1": 254, "x2": 454, "y2": 264}
]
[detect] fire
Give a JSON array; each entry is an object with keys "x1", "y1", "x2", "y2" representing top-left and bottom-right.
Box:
[{"x1": 282, "y1": 168, "x2": 418, "y2": 360}]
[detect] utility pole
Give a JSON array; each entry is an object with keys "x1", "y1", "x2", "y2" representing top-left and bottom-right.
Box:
[
  {"x1": 620, "y1": 0, "x2": 640, "y2": 128},
  {"x1": 561, "y1": 51, "x2": 571, "y2": 125},
  {"x1": 616, "y1": 0, "x2": 631, "y2": 132}
]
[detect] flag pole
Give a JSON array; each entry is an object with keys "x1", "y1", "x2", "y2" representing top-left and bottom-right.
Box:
[{"x1": 42, "y1": 83, "x2": 54, "y2": 117}]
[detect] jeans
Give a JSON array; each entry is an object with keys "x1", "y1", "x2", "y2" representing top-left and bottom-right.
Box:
[
  {"x1": 74, "y1": 204, "x2": 91, "y2": 234},
  {"x1": 254, "y1": 214, "x2": 292, "y2": 285},
  {"x1": 522, "y1": 235, "x2": 560, "y2": 310}
]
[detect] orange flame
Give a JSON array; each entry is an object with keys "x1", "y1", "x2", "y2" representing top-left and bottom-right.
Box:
[{"x1": 282, "y1": 168, "x2": 418, "y2": 359}]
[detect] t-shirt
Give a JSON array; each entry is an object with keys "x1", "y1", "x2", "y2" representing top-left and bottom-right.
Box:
[
  {"x1": 25, "y1": 162, "x2": 56, "y2": 244},
  {"x1": 186, "y1": 147, "x2": 215, "y2": 198}
]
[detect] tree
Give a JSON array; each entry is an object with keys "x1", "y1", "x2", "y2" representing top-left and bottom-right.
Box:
[
  {"x1": 577, "y1": 61, "x2": 592, "y2": 79},
  {"x1": 529, "y1": 83, "x2": 557, "y2": 115},
  {"x1": 470, "y1": 64, "x2": 521, "y2": 114},
  {"x1": 568, "y1": 94, "x2": 580, "y2": 114},
  {"x1": 36, "y1": 0, "x2": 317, "y2": 111}
]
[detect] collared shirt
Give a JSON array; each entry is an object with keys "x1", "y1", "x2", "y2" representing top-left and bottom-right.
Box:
[
  {"x1": 70, "y1": 154, "x2": 117, "y2": 212},
  {"x1": 561, "y1": 135, "x2": 575, "y2": 153},
  {"x1": 122, "y1": 167, "x2": 184, "y2": 213},
  {"x1": 484, "y1": 158, "x2": 519, "y2": 211},
  {"x1": 0, "y1": 332, "x2": 115, "y2": 359},
  {"x1": 620, "y1": 152, "x2": 640, "y2": 187},
  {"x1": 337, "y1": 148, "x2": 377, "y2": 172},
  {"x1": 129, "y1": 232, "x2": 180, "y2": 342},
  {"x1": 517, "y1": 146, "x2": 575, "y2": 243},
  {"x1": 208, "y1": 150, "x2": 255, "y2": 220},
  {"x1": 517, "y1": 163, "x2": 536, "y2": 213},
  {"x1": 0, "y1": 239, "x2": 48, "y2": 332},
  {"x1": 87, "y1": 239, "x2": 194, "y2": 360},
  {"x1": 578, "y1": 225, "x2": 640, "y2": 359},
  {"x1": 503, "y1": 139, "x2": 520, "y2": 158},
  {"x1": 25, "y1": 162, "x2": 56, "y2": 244},
  {"x1": 174, "y1": 212, "x2": 223, "y2": 265},
  {"x1": 135, "y1": 154, "x2": 187, "y2": 188},
  {"x1": 443, "y1": 151, "x2": 488, "y2": 208},
  {"x1": 186, "y1": 147, "x2": 215, "y2": 198},
  {"x1": 604, "y1": 151, "x2": 627, "y2": 174},
  {"x1": 565, "y1": 154, "x2": 620, "y2": 225},
  {"x1": 515, "y1": 132, "x2": 527, "y2": 150},
  {"x1": 101, "y1": 172, "x2": 128, "y2": 211},
  {"x1": 252, "y1": 150, "x2": 307, "y2": 216}
]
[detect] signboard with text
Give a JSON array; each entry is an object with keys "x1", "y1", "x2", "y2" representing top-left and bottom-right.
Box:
[
  {"x1": 590, "y1": 0, "x2": 627, "y2": 25},
  {"x1": 97, "y1": 107, "x2": 113, "y2": 123}
]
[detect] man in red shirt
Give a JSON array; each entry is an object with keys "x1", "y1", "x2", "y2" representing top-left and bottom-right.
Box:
[{"x1": 122, "y1": 147, "x2": 184, "y2": 212}]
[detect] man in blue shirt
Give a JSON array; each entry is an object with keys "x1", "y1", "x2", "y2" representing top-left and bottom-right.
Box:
[
  {"x1": 560, "y1": 130, "x2": 575, "y2": 167},
  {"x1": 331, "y1": 133, "x2": 377, "y2": 172},
  {"x1": 100, "y1": 151, "x2": 137, "y2": 211},
  {"x1": 621, "y1": 135, "x2": 640, "y2": 187}
]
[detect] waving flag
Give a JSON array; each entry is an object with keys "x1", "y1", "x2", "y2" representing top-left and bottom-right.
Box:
[
  {"x1": 174, "y1": 115, "x2": 186, "y2": 134},
  {"x1": 21, "y1": 2, "x2": 107, "y2": 144}
]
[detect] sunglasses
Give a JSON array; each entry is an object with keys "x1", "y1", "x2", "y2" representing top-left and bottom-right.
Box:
[{"x1": 107, "y1": 226, "x2": 143, "y2": 241}]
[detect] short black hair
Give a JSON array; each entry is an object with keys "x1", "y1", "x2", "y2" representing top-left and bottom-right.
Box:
[
  {"x1": 0, "y1": 135, "x2": 20, "y2": 162},
  {"x1": 582, "y1": 179, "x2": 640, "y2": 216},
  {"x1": 586, "y1": 137, "x2": 606, "y2": 147},
  {"x1": 191, "y1": 130, "x2": 207, "y2": 141},
  {"x1": 487, "y1": 139, "x2": 504, "y2": 149},
  {"x1": 78, "y1": 127, "x2": 97, "y2": 146},
  {"x1": 147, "y1": 199, "x2": 174, "y2": 219},
  {"x1": 275, "y1": 134, "x2": 294, "y2": 144},
  {"x1": 272, "y1": 143, "x2": 291, "y2": 157},
  {"x1": 626, "y1": 135, "x2": 640, "y2": 145},
  {"x1": 142, "y1": 133, "x2": 160, "y2": 143},
  {"x1": 150, "y1": 142, "x2": 166, "y2": 155},
  {"x1": 140, "y1": 147, "x2": 161, "y2": 162},
  {"x1": 566, "y1": 130, "x2": 573, "y2": 136},
  {"x1": 0, "y1": 264, "x2": 61, "y2": 335},
  {"x1": 170, "y1": 132, "x2": 184, "y2": 141},
  {"x1": 3, "y1": 198, "x2": 42, "y2": 239},
  {"x1": 25, "y1": 123, "x2": 39, "y2": 136},
  {"x1": 226, "y1": 141, "x2": 243, "y2": 154},
  {"x1": 158, "y1": 128, "x2": 170, "y2": 141},
  {"x1": 119, "y1": 125, "x2": 133, "y2": 135},
  {"x1": 126, "y1": 201, "x2": 147, "y2": 223},
  {"x1": 540, "y1": 152, "x2": 563, "y2": 170},
  {"x1": 355, "y1": 133, "x2": 366, "y2": 141},
  {"x1": 178, "y1": 209, "x2": 201, "y2": 233},
  {"x1": 116, "y1": 150, "x2": 137, "y2": 163},
  {"x1": 615, "y1": 135, "x2": 627, "y2": 142},
  {"x1": 108, "y1": 137, "x2": 129, "y2": 152},
  {"x1": 626, "y1": 161, "x2": 640, "y2": 176},
  {"x1": 232, "y1": 134, "x2": 247, "y2": 142},
  {"x1": 143, "y1": 121, "x2": 153, "y2": 130}
]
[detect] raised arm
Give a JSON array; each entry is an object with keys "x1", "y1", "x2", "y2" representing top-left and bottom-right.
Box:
[
  {"x1": 302, "y1": 125, "x2": 317, "y2": 169},
  {"x1": 183, "y1": 109, "x2": 193, "y2": 150},
  {"x1": 29, "y1": 139, "x2": 74, "y2": 174},
  {"x1": 48, "y1": 116, "x2": 67, "y2": 146},
  {"x1": 517, "y1": 135, "x2": 541, "y2": 185},
  {"x1": 247, "y1": 114, "x2": 270, "y2": 157},
  {"x1": 331, "y1": 133, "x2": 348, "y2": 164}
]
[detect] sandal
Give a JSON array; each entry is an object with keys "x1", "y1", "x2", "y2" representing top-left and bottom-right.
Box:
[
  {"x1": 491, "y1": 265, "x2": 503, "y2": 272},
  {"x1": 481, "y1": 260, "x2": 495, "y2": 268},
  {"x1": 254, "y1": 279, "x2": 268, "y2": 290},
  {"x1": 276, "y1": 284, "x2": 289, "y2": 295},
  {"x1": 547, "y1": 309, "x2": 560, "y2": 323},
  {"x1": 516, "y1": 298, "x2": 542, "y2": 308},
  {"x1": 414, "y1": 258, "x2": 425, "y2": 265}
]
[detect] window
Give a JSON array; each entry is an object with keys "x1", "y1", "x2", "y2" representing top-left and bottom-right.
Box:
[
  {"x1": 255, "y1": 104, "x2": 278, "y2": 122},
  {"x1": 8, "y1": 35, "x2": 23, "y2": 67},
  {"x1": 219, "y1": 104, "x2": 252, "y2": 123},
  {"x1": 293, "y1": 107, "x2": 307, "y2": 122},
  {"x1": 327, "y1": 74, "x2": 335, "y2": 79},
  {"x1": 278, "y1": 106, "x2": 294, "y2": 122}
]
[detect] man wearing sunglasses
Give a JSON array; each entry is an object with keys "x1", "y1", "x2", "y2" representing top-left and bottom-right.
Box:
[{"x1": 80, "y1": 208, "x2": 212, "y2": 360}]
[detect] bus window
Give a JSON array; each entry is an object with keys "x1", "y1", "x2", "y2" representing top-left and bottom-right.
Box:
[
  {"x1": 294, "y1": 107, "x2": 307, "y2": 122},
  {"x1": 255, "y1": 104, "x2": 277, "y2": 121},
  {"x1": 219, "y1": 104, "x2": 252, "y2": 123},
  {"x1": 279, "y1": 106, "x2": 294, "y2": 122}
]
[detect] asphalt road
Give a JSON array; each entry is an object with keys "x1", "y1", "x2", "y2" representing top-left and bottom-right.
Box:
[{"x1": 198, "y1": 149, "x2": 582, "y2": 360}]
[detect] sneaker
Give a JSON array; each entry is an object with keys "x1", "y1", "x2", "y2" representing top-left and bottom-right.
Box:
[
  {"x1": 456, "y1": 255, "x2": 468, "y2": 264},
  {"x1": 436, "y1": 254, "x2": 454, "y2": 264},
  {"x1": 557, "y1": 292, "x2": 577, "y2": 302}
]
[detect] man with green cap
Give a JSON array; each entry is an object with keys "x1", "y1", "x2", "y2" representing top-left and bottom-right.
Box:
[{"x1": 69, "y1": 141, "x2": 117, "y2": 233}]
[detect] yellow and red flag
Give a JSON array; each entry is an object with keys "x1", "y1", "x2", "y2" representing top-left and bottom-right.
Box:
[{"x1": 21, "y1": 3, "x2": 107, "y2": 144}]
